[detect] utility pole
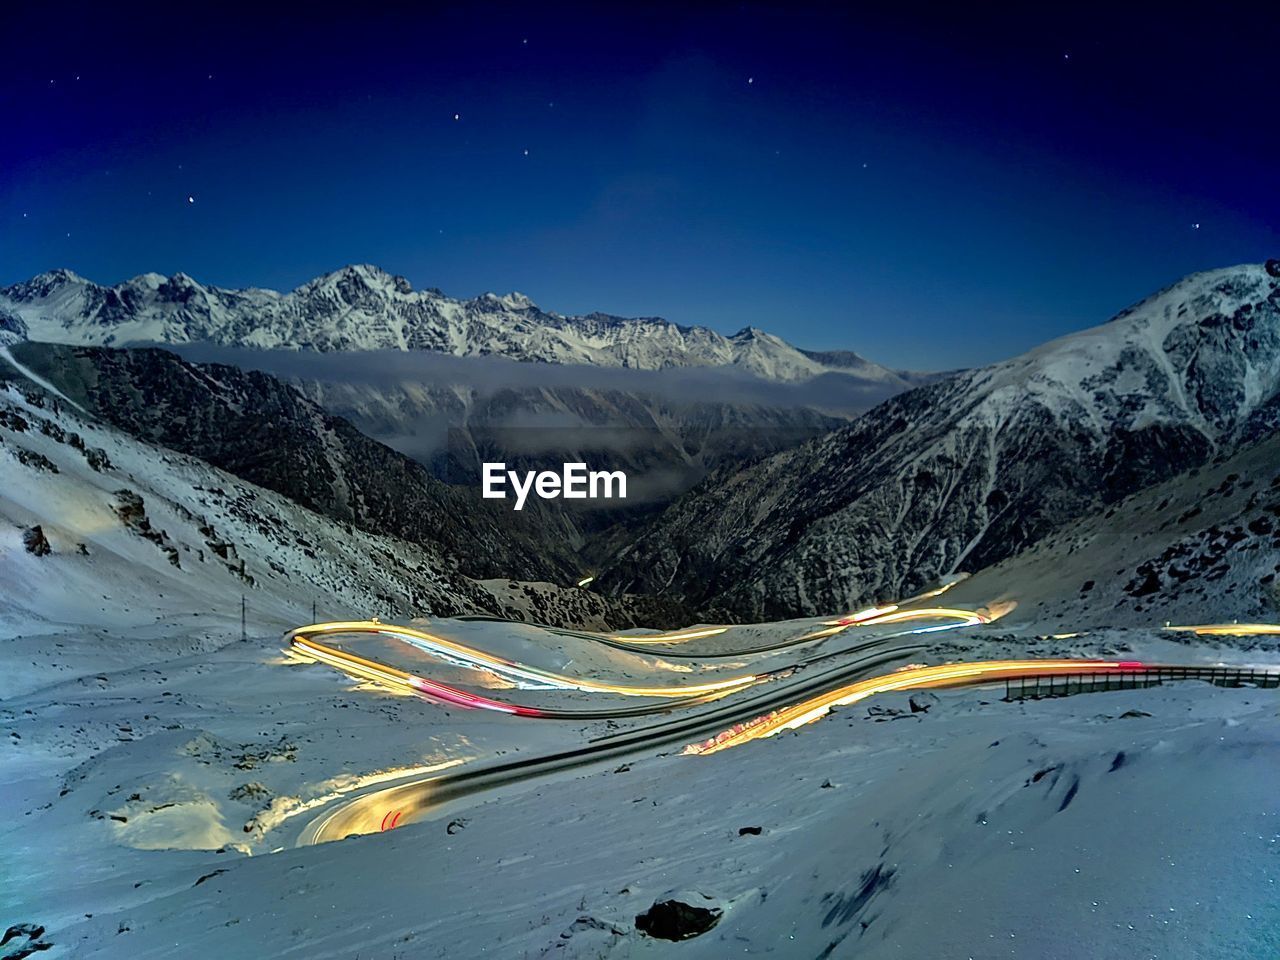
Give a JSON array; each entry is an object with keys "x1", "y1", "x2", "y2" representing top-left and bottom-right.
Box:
[{"x1": 241, "y1": 595, "x2": 247, "y2": 642}]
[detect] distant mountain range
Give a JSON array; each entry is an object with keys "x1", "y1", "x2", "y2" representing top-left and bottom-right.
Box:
[
  {"x1": 597, "y1": 264, "x2": 1280, "y2": 619},
  {"x1": 1, "y1": 265, "x2": 944, "y2": 545},
  {"x1": 0, "y1": 265, "x2": 930, "y2": 387}
]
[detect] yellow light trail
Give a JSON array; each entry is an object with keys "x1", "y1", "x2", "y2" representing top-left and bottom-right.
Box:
[
  {"x1": 605, "y1": 626, "x2": 730, "y2": 643},
  {"x1": 796, "y1": 605, "x2": 991, "y2": 643},
  {"x1": 1165, "y1": 623, "x2": 1280, "y2": 637},
  {"x1": 581, "y1": 580, "x2": 979, "y2": 648},
  {"x1": 289, "y1": 622, "x2": 759, "y2": 698},
  {"x1": 856, "y1": 606, "x2": 989, "y2": 628},
  {"x1": 821, "y1": 604, "x2": 900, "y2": 626},
  {"x1": 684, "y1": 658, "x2": 1142, "y2": 755}
]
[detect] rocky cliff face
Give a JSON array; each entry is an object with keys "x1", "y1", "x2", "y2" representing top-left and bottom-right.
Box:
[
  {"x1": 598, "y1": 264, "x2": 1280, "y2": 619},
  {"x1": 0, "y1": 309, "x2": 27, "y2": 346}
]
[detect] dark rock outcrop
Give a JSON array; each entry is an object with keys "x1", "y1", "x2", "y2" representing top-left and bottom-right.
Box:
[
  {"x1": 635, "y1": 897, "x2": 722, "y2": 941},
  {"x1": 22, "y1": 525, "x2": 51, "y2": 557}
]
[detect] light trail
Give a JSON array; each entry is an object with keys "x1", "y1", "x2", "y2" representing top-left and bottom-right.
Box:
[
  {"x1": 298, "y1": 652, "x2": 1279, "y2": 845},
  {"x1": 289, "y1": 630, "x2": 784, "y2": 717},
  {"x1": 291, "y1": 636, "x2": 543, "y2": 715},
  {"x1": 288, "y1": 596, "x2": 1000, "y2": 711},
  {"x1": 604, "y1": 626, "x2": 730, "y2": 644},
  {"x1": 288, "y1": 622, "x2": 762, "y2": 698},
  {"x1": 296, "y1": 644, "x2": 929, "y2": 843},
  {"x1": 821, "y1": 605, "x2": 900, "y2": 627},
  {"x1": 683, "y1": 658, "x2": 1150, "y2": 755},
  {"x1": 1165, "y1": 622, "x2": 1280, "y2": 637},
  {"x1": 793, "y1": 606, "x2": 991, "y2": 643}
]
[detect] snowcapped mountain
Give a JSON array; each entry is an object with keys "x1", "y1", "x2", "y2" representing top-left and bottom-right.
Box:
[
  {"x1": 0, "y1": 265, "x2": 925, "y2": 386},
  {"x1": 599, "y1": 263, "x2": 1280, "y2": 619}
]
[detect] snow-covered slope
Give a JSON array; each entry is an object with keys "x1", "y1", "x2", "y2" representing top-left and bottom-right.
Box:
[
  {"x1": 7, "y1": 657, "x2": 1276, "y2": 959},
  {"x1": 0, "y1": 381, "x2": 498, "y2": 645},
  {"x1": 0, "y1": 373, "x2": 684, "y2": 655},
  {"x1": 0, "y1": 265, "x2": 926, "y2": 386},
  {"x1": 4, "y1": 341, "x2": 585, "y2": 584},
  {"x1": 601, "y1": 264, "x2": 1280, "y2": 618}
]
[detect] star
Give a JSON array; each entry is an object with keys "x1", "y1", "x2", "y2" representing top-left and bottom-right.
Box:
[
  {"x1": 523, "y1": 148, "x2": 529, "y2": 156},
  {"x1": 747, "y1": 77, "x2": 754, "y2": 84},
  {"x1": 453, "y1": 113, "x2": 461, "y2": 121},
  {"x1": 1192, "y1": 222, "x2": 1200, "y2": 229},
  {"x1": 188, "y1": 196, "x2": 195, "y2": 204}
]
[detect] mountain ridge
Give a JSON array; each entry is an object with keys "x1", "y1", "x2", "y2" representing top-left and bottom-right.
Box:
[
  {"x1": 596, "y1": 262, "x2": 1280, "y2": 618},
  {"x1": 0, "y1": 264, "x2": 928, "y2": 387}
]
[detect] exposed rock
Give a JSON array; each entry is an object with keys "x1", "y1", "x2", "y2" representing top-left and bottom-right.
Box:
[
  {"x1": 22, "y1": 526, "x2": 51, "y2": 557},
  {"x1": 228, "y1": 782, "x2": 272, "y2": 804},
  {"x1": 908, "y1": 692, "x2": 939, "y2": 713},
  {"x1": 15, "y1": 449, "x2": 58, "y2": 473},
  {"x1": 634, "y1": 896, "x2": 722, "y2": 941},
  {"x1": 0, "y1": 921, "x2": 50, "y2": 959},
  {"x1": 0, "y1": 308, "x2": 26, "y2": 345}
]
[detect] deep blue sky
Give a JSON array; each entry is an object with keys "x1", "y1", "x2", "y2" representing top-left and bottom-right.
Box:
[{"x1": 1, "y1": 3, "x2": 1276, "y2": 369}]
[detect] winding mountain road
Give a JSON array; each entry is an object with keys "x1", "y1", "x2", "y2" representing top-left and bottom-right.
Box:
[{"x1": 283, "y1": 610, "x2": 1280, "y2": 846}]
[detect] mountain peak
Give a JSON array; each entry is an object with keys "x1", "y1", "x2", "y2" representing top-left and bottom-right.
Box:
[
  {"x1": 478, "y1": 291, "x2": 536, "y2": 310},
  {"x1": 0, "y1": 263, "x2": 921, "y2": 384},
  {"x1": 35, "y1": 268, "x2": 88, "y2": 286}
]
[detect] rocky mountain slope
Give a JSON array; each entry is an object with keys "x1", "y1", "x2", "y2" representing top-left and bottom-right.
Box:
[
  {"x1": 294, "y1": 376, "x2": 844, "y2": 501},
  {"x1": 0, "y1": 376, "x2": 494, "y2": 634},
  {"x1": 943, "y1": 429, "x2": 1280, "y2": 631},
  {"x1": 2, "y1": 342, "x2": 581, "y2": 584},
  {"x1": 598, "y1": 264, "x2": 1280, "y2": 619},
  {"x1": 0, "y1": 363, "x2": 692, "y2": 636},
  {"x1": 0, "y1": 265, "x2": 927, "y2": 386}
]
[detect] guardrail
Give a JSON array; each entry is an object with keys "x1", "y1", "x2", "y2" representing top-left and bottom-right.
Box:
[{"x1": 1005, "y1": 666, "x2": 1280, "y2": 700}]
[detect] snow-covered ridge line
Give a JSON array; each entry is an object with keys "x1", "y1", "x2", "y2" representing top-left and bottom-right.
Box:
[{"x1": 0, "y1": 265, "x2": 924, "y2": 386}]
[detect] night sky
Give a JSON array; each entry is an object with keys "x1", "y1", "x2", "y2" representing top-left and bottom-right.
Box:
[{"x1": 2, "y1": 3, "x2": 1276, "y2": 369}]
